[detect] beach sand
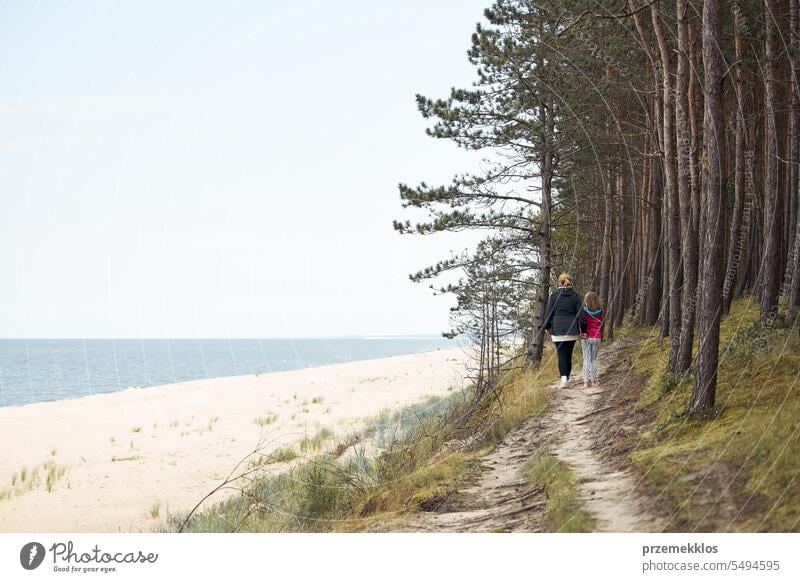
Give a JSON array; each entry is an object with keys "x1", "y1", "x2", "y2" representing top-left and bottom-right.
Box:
[{"x1": 0, "y1": 348, "x2": 467, "y2": 532}]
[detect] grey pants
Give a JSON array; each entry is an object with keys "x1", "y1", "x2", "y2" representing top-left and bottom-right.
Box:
[{"x1": 582, "y1": 338, "x2": 601, "y2": 382}]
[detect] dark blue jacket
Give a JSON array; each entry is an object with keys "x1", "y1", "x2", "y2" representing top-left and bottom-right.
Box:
[{"x1": 544, "y1": 287, "x2": 586, "y2": 336}]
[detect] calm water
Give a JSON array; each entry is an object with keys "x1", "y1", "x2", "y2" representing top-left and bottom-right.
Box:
[{"x1": 0, "y1": 337, "x2": 459, "y2": 407}]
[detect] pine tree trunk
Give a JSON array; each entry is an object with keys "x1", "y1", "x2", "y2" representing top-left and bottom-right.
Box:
[
  {"x1": 599, "y1": 165, "x2": 613, "y2": 308},
  {"x1": 527, "y1": 154, "x2": 552, "y2": 367},
  {"x1": 676, "y1": 0, "x2": 699, "y2": 372},
  {"x1": 637, "y1": 128, "x2": 653, "y2": 325},
  {"x1": 787, "y1": 0, "x2": 800, "y2": 316},
  {"x1": 652, "y1": 0, "x2": 683, "y2": 364},
  {"x1": 690, "y1": 0, "x2": 724, "y2": 416},
  {"x1": 647, "y1": 149, "x2": 664, "y2": 327},
  {"x1": 735, "y1": 123, "x2": 756, "y2": 298},
  {"x1": 629, "y1": 1, "x2": 664, "y2": 327},
  {"x1": 761, "y1": 0, "x2": 782, "y2": 319},
  {"x1": 606, "y1": 190, "x2": 617, "y2": 341},
  {"x1": 791, "y1": 0, "x2": 800, "y2": 262},
  {"x1": 661, "y1": 187, "x2": 671, "y2": 339},
  {"x1": 645, "y1": 95, "x2": 664, "y2": 325},
  {"x1": 614, "y1": 171, "x2": 626, "y2": 328},
  {"x1": 690, "y1": 16, "x2": 704, "y2": 272},
  {"x1": 527, "y1": 103, "x2": 555, "y2": 367},
  {"x1": 725, "y1": 3, "x2": 748, "y2": 314}
]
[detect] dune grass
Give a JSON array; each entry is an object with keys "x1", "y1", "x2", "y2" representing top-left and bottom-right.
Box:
[
  {"x1": 164, "y1": 347, "x2": 560, "y2": 533},
  {"x1": 247, "y1": 445, "x2": 299, "y2": 470},
  {"x1": 253, "y1": 412, "x2": 278, "y2": 427},
  {"x1": 0, "y1": 460, "x2": 68, "y2": 500},
  {"x1": 149, "y1": 501, "x2": 161, "y2": 519},
  {"x1": 299, "y1": 428, "x2": 334, "y2": 453},
  {"x1": 271, "y1": 446, "x2": 299, "y2": 463}
]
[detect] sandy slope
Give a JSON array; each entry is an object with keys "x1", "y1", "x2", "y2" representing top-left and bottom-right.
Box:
[{"x1": 0, "y1": 348, "x2": 467, "y2": 532}]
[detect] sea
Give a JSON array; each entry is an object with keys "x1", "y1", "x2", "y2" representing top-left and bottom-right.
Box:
[{"x1": 0, "y1": 337, "x2": 460, "y2": 407}]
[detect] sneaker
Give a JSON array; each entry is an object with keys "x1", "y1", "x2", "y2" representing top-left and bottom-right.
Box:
[
  {"x1": 560, "y1": 376, "x2": 568, "y2": 388},
  {"x1": 582, "y1": 382, "x2": 589, "y2": 389}
]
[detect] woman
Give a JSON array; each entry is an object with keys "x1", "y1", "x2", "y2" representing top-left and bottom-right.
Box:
[{"x1": 544, "y1": 273, "x2": 586, "y2": 387}]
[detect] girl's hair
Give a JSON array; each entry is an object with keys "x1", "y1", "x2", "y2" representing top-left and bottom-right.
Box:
[
  {"x1": 558, "y1": 272, "x2": 573, "y2": 288},
  {"x1": 584, "y1": 291, "x2": 602, "y2": 311}
]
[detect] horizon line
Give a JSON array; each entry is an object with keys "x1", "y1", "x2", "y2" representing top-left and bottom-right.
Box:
[{"x1": 0, "y1": 334, "x2": 455, "y2": 341}]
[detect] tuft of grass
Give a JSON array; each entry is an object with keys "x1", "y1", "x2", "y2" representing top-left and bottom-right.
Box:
[
  {"x1": 149, "y1": 502, "x2": 161, "y2": 519},
  {"x1": 659, "y1": 370, "x2": 693, "y2": 395},
  {"x1": 45, "y1": 463, "x2": 67, "y2": 493},
  {"x1": 131, "y1": 426, "x2": 142, "y2": 433},
  {"x1": 248, "y1": 445, "x2": 299, "y2": 469},
  {"x1": 299, "y1": 428, "x2": 334, "y2": 453},
  {"x1": 4, "y1": 460, "x2": 68, "y2": 498},
  {"x1": 312, "y1": 396, "x2": 324, "y2": 404},
  {"x1": 271, "y1": 446, "x2": 299, "y2": 463},
  {"x1": 254, "y1": 413, "x2": 278, "y2": 427},
  {"x1": 522, "y1": 455, "x2": 594, "y2": 532}
]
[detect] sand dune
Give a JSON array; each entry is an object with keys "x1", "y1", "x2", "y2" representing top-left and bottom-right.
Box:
[{"x1": 0, "y1": 349, "x2": 467, "y2": 532}]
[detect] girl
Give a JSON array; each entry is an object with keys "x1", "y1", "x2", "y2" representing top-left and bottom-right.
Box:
[
  {"x1": 581, "y1": 291, "x2": 604, "y2": 388},
  {"x1": 544, "y1": 273, "x2": 586, "y2": 387}
]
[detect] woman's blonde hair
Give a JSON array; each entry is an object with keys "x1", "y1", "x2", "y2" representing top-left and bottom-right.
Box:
[
  {"x1": 558, "y1": 272, "x2": 573, "y2": 288},
  {"x1": 584, "y1": 291, "x2": 601, "y2": 311}
]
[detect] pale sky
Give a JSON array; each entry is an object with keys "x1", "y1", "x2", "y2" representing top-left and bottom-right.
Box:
[{"x1": 0, "y1": 0, "x2": 489, "y2": 338}]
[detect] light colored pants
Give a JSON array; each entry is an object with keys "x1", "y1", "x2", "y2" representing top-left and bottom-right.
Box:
[{"x1": 582, "y1": 338, "x2": 601, "y2": 382}]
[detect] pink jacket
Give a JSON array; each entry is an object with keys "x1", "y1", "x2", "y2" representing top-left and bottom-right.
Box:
[{"x1": 582, "y1": 307, "x2": 604, "y2": 339}]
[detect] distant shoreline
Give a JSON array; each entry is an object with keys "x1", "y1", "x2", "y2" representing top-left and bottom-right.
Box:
[
  {"x1": 0, "y1": 343, "x2": 462, "y2": 411},
  {"x1": 0, "y1": 337, "x2": 464, "y2": 408},
  {"x1": 0, "y1": 347, "x2": 468, "y2": 532}
]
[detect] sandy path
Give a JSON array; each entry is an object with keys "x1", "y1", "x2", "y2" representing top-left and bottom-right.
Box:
[
  {"x1": 548, "y1": 340, "x2": 663, "y2": 532},
  {"x1": 0, "y1": 348, "x2": 467, "y2": 532},
  {"x1": 383, "y1": 339, "x2": 662, "y2": 532},
  {"x1": 380, "y1": 414, "x2": 548, "y2": 532}
]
